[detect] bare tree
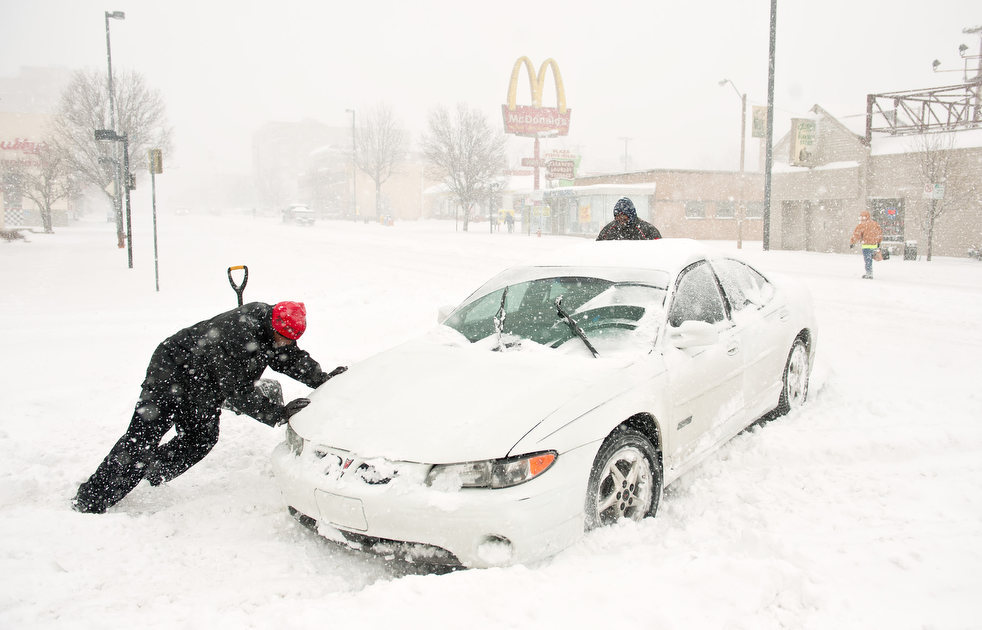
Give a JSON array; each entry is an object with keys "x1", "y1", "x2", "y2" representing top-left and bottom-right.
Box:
[
  {"x1": 355, "y1": 103, "x2": 408, "y2": 219},
  {"x1": 421, "y1": 103, "x2": 507, "y2": 232},
  {"x1": 909, "y1": 132, "x2": 974, "y2": 260},
  {"x1": 2, "y1": 142, "x2": 78, "y2": 233},
  {"x1": 49, "y1": 69, "x2": 171, "y2": 243}
]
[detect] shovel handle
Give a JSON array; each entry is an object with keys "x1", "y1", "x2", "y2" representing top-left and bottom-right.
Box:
[{"x1": 227, "y1": 265, "x2": 249, "y2": 306}]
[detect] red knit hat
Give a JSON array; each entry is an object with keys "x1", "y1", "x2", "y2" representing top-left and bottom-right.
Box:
[{"x1": 271, "y1": 301, "x2": 306, "y2": 340}]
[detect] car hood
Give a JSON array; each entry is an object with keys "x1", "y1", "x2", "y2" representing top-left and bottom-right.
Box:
[{"x1": 290, "y1": 327, "x2": 638, "y2": 464}]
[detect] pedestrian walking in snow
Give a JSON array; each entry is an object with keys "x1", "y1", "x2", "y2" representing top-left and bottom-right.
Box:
[
  {"x1": 596, "y1": 197, "x2": 662, "y2": 241},
  {"x1": 850, "y1": 210, "x2": 883, "y2": 279},
  {"x1": 72, "y1": 301, "x2": 346, "y2": 514}
]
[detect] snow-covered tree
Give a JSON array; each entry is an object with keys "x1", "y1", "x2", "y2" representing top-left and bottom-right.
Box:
[
  {"x1": 49, "y1": 69, "x2": 171, "y2": 243},
  {"x1": 355, "y1": 103, "x2": 408, "y2": 219},
  {"x1": 1, "y1": 141, "x2": 78, "y2": 233},
  {"x1": 421, "y1": 103, "x2": 507, "y2": 232},
  {"x1": 909, "y1": 132, "x2": 978, "y2": 261}
]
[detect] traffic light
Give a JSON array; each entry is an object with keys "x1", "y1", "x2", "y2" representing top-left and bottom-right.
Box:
[{"x1": 127, "y1": 172, "x2": 136, "y2": 191}]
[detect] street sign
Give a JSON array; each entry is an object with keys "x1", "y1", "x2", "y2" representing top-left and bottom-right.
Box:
[
  {"x1": 521, "y1": 157, "x2": 546, "y2": 168},
  {"x1": 149, "y1": 149, "x2": 163, "y2": 174},
  {"x1": 922, "y1": 183, "x2": 944, "y2": 200},
  {"x1": 545, "y1": 159, "x2": 575, "y2": 180}
]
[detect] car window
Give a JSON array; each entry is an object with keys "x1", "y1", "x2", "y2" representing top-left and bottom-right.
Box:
[
  {"x1": 712, "y1": 258, "x2": 776, "y2": 311},
  {"x1": 667, "y1": 262, "x2": 727, "y2": 327},
  {"x1": 444, "y1": 276, "x2": 667, "y2": 352},
  {"x1": 712, "y1": 259, "x2": 750, "y2": 311},
  {"x1": 743, "y1": 265, "x2": 775, "y2": 307}
]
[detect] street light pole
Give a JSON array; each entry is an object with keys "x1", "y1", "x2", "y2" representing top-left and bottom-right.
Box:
[
  {"x1": 720, "y1": 78, "x2": 748, "y2": 248},
  {"x1": 345, "y1": 109, "x2": 356, "y2": 221},
  {"x1": 104, "y1": 10, "x2": 125, "y2": 249},
  {"x1": 121, "y1": 133, "x2": 132, "y2": 269},
  {"x1": 763, "y1": 0, "x2": 777, "y2": 251}
]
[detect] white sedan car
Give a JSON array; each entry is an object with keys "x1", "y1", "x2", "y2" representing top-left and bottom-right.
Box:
[{"x1": 272, "y1": 239, "x2": 816, "y2": 568}]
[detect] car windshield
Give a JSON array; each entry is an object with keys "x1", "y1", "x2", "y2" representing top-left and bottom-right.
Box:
[{"x1": 443, "y1": 268, "x2": 669, "y2": 355}]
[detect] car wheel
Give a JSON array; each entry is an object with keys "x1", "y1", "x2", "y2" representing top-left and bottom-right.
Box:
[
  {"x1": 585, "y1": 427, "x2": 662, "y2": 530},
  {"x1": 777, "y1": 338, "x2": 809, "y2": 415}
]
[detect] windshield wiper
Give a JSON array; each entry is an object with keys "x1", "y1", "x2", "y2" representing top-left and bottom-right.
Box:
[
  {"x1": 493, "y1": 286, "x2": 508, "y2": 351},
  {"x1": 555, "y1": 296, "x2": 599, "y2": 358}
]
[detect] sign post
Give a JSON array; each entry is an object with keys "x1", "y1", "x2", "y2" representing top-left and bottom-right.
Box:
[
  {"x1": 94, "y1": 129, "x2": 133, "y2": 268},
  {"x1": 149, "y1": 148, "x2": 163, "y2": 291}
]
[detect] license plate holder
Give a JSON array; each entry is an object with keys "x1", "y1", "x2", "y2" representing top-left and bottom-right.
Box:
[{"x1": 314, "y1": 490, "x2": 368, "y2": 531}]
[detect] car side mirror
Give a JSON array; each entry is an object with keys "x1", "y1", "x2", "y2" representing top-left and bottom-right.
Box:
[
  {"x1": 668, "y1": 320, "x2": 719, "y2": 349},
  {"x1": 437, "y1": 305, "x2": 455, "y2": 324}
]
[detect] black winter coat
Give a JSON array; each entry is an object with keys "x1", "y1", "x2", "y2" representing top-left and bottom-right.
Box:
[
  {"x1": 142, "y1": 302, "x2": 329, "y2": 426},
  {"x1": 596, "y1": 218, "x2": 662, "y2": 241}
]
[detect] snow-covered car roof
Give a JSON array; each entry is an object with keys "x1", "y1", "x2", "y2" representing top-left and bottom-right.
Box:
[
  {"x1": 452, "y1": 239, "x2": 713, "y2": 308},
  {"x1": 529, "y1": 238, "x2": 714, "y2": 273}
]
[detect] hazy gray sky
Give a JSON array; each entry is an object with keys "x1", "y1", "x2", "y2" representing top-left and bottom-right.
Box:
[{"x1": 1, "y1": 0, "x2": 979, "y2": 185}]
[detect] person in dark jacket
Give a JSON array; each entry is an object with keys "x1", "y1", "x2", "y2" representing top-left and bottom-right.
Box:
[
  {"x1": 72, "y1": 301, "x2": 345, "y2": 514},
  {"x1": 596, "y1": 197, "x2": 662, "y2": 241}
]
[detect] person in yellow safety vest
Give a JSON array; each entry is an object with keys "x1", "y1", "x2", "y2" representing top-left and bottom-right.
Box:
[{"x1": 850, "y1": 210, "x2": 883, "y2": 279}]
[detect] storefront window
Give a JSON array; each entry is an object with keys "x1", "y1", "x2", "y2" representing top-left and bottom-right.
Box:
[
  {"x1": 685, "y1": 201, "x2": 706, "y2": 219},
  {"x1": 744, "y1": 201, "x2": 763, "y2": 218},
  {"x1": 716, "y1": 201, "x2": 735, "y2": 218}
]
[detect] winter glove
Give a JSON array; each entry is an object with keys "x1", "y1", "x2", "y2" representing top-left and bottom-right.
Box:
[
  {"x1": 276, "y1": 398, "x2": 311, "y2": 426},
  {"x1": 849, "y1": 243, "x2": 855, "y2": 249},
  {"x1": 325, "y1": 365, "x2": 348, "y2": 380}
]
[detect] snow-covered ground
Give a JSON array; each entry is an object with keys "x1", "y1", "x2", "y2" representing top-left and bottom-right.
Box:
[{"x1": 1, "y1": 210, "x2": 980, "y2": 629}]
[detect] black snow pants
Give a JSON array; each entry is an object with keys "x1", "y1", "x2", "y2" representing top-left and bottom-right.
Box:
[{"x1": 74, "y1": 386, "x2": 222, "y2": 513}]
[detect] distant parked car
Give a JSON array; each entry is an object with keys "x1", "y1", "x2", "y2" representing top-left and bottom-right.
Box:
[
  {"x1": 293, "y1": 208, "x2": 315, "y2": 226},
  {"x1": 272, "y1": 239, "x2": 817, "y2": 568},
  {"x1": 281, "y1": 204, "x2": 311, "y2": 224}
]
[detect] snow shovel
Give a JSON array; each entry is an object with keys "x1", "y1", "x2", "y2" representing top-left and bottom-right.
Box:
[
  {"x1": 227, "y1": 265, "x2": 249, "y2": 306},
  {"x1": 222, "y1": 264, "x2": 285, "y2": 414}
]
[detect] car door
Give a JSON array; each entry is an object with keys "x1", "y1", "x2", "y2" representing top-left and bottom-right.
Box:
[
  {"x1": 712, "y1": 258, "x2": 789, "y2": 420},
  {"x1": 661, "y1": 261, "x2": 744, "y2": 469}
]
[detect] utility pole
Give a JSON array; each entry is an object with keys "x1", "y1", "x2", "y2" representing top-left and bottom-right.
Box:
[
  {"x1": 618, "y1": 137, "x2": 631, "y2": 173},
  {"x1": 964, "y1": 25, "x2": 982, "y2": 122},
  {"x1": 346, "y1": 109, "x2": 356, "y2": 220}
]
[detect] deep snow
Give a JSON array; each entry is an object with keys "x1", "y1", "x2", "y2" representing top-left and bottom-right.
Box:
[{"x1": 1, "y1": 211, "x2": 980, "y2": 629}]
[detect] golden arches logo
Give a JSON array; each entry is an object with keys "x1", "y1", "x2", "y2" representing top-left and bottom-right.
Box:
[
  {"x1": 506, "y1": 56, "x2": 567, "y2": 114},
  {"x1": 502, "y1": 56, "x2": 571, "y2": 137}
]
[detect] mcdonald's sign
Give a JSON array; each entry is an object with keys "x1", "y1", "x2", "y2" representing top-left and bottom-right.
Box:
[{"x1": 502, "y1": 57, "x2": 571, "y2": 137}]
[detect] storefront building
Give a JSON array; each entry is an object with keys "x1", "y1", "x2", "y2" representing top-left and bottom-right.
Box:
[
  {"x1": 569, "y1": 170, "x2": 764, "y2": 242},
  {"x1": 769, "y1": 105, "x2": 982, "y2": 257},
  {"x1": 1, "y1": 111, "x2": 75, "y2": 230}
]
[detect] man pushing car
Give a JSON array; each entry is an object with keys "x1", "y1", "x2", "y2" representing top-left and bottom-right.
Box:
[{"x1": 72, "y1": 301, "x2": 346, "y2": 514}]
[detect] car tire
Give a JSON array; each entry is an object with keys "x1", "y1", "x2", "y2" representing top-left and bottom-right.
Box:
[
  {"x1": 777, "y1": 338, "x2": 809, "y2": 415},
  {"x1": 585, "y1": 426, "x2": 662, "y2": 530}
]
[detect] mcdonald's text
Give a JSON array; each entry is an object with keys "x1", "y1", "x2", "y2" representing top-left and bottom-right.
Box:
[{"x1": 501, "y1": 105, "x2": 571, "y2": 137}]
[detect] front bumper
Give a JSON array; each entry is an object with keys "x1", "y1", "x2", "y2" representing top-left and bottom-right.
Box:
[{"x1": 270, "y1": 440, "x2": 594, "y2": 568}]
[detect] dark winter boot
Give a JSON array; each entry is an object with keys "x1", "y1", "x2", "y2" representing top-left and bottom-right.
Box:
[
  {"x1": 143, "y1": 460, "x2": 164, "y2": 487},
  {"x1": 71, "y1": 490, "x2": 107, "y2": 514}
]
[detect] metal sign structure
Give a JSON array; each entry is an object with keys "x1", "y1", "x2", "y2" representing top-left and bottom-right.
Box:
[{"x1": 865, "y1": 80, "x2": 982, "y2": 142}]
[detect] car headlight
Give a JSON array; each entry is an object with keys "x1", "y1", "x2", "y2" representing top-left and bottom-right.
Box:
[
  {"x1": 426, "y1": 451, "x2": 557, "y2": 489},
  {"x1": 285, "y1": 424, "x2": 305, "y2": 455}
]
